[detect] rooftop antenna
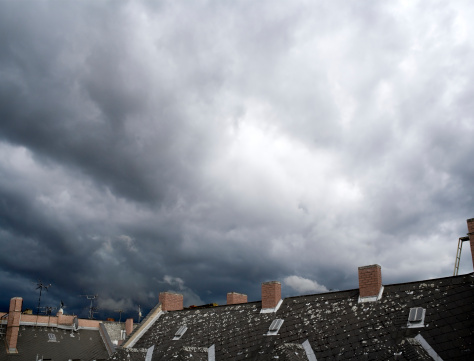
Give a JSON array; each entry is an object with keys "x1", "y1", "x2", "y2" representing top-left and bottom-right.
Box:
[
  {"x1": 79, "y1": 294, "x2": 99, "y2": 319},
  {"x1": 138, "y1": 305, "x2": 143, "y2": 323},
  {"x1": 34, "y1": 281, "x2": 51, "y2": 315},
  {"x1": 114, "y1": 309, "x2": 124, "y2": 323},
  {"x1": 38, "y1": 306, "x2": 57, "y2": 316}
]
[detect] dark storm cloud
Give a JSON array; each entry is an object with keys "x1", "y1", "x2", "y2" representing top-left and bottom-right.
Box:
[{"x1": 0, "y1": 0, "x2": 473, "y2": 318}]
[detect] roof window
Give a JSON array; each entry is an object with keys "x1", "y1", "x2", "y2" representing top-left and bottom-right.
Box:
[
  {"x1": 407, "y1": 307, "x2": 426, "y2": 328},
  {"x1": 47, "y1": 333, "x2": 57, "y2": 342},
  {"x1": 267, "y1": 319, "x2": 284, "y2": 336},
  {"x1": 173, "y1": 325, "x2": 188, "y2": 340}
]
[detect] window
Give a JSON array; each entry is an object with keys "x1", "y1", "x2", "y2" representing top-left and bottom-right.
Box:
[
  {"x1": 267, "y1": 319, "x2": 284, "y2": 336},
  {"x1": 173, "y1": 325, "x2": 188, "y2": 340},
  {"x1": 47, "y1": 333, "x2": 57, "y2": 342},
  {"x1": 407, "y1": 307, "x2": 426, "y2": 328}
]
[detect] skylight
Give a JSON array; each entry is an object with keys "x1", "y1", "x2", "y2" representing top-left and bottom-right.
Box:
[
  {"x1": 47, "y1": 333, "x2": 57, "y2": 342},
  {"x1": 267, "y1": 319, "x2": 284, "y2": 336},
  {"x1": 407, "y1": 307, "x2": 426, "y2": 328},
  {"x1": 173, "y1": 325, "x2": 188, "y2": 340}
]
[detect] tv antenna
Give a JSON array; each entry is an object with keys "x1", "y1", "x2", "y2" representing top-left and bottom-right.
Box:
[
  {"x1": 79, "y1": 294, "x2": 99, "y2": 319},
  {"x1": 114, "y1": 309, "x2": 124, "y2": 323},
  {"x1": 38, "y1": 306, "x2": 57, "y2": 316},
  {"x1": 34, "y1": 281, "x2": 51, "y2": 315}
]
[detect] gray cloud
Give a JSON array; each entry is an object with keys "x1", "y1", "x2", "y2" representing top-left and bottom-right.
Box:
[{"x1": 0, "y1": 0, "x2": 473, "y2": 318}]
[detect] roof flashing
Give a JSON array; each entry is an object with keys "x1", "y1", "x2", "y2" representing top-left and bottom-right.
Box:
[
  {"x1": 302, "y1": 339, "x2": 317, "y2": 361},
  {"x1": 145, "y1": 345, "x2": 154, "y2": 361},
  {"x1": 358, "y1": 285, "x2": 384, "y2": 303},
  {"x1": 414, "y1": 334, "x2": 444, "y2": 360},
  {"x1": 208, "y1": 344, "x2": 215, "y2": 361},
  {"x1": 260, "y1": 299, "x2": 283, "y2": 313}
]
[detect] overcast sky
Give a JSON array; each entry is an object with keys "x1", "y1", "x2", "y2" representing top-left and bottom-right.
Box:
[{"x1": 1, "y1": 0, "x2": 473, "y2": 320}]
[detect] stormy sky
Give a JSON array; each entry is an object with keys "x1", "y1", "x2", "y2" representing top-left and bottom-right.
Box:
[{"x1": 1, "y1": 1, "x2": 473, "y2": 320}]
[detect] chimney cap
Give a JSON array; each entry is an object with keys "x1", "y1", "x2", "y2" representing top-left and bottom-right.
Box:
[
  {"x1": 262, "y1": 281, "x2": 281, "y2": 285},
  {"x1": 358, "y1": 264, "x2": 381, "y2": 270}
]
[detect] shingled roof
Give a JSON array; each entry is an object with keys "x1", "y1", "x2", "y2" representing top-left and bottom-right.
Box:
[
  {"x1": 0, "y1": 298, "x2": 114, "y2": 361},
  {"x1": 111, "y1": 272, "x2": 474, "y2": 361},
  {"x1": 0, "y1": 326, "x2": 109, "y2": 361}
]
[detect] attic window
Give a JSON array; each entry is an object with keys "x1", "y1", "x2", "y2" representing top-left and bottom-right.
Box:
[
  {"x1": 266, "y1": 319, "x2": 284, "y2": 336},
  {"x1": 407, "y1": 307, "x2": 426, "y2": 328},
  {"x1": 47, "y1": 333, "x2": 57, "y2": 342},
  {"x1": 173, "y1": 325, "x2": 188, "y2": 340}
]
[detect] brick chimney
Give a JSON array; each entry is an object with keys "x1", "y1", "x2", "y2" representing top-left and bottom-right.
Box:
[
  {"x1": 358, "y1": 264, "x2": 382, "y2": 299},
  {"x1": 6, "y1": 297, "x2": 22, "y2": 354},
  {"x1": 125, "y1": 318, "x2": 133, "y2": 336},
  {"x1": 467, "y1": 218, "x2": 474, "y2": 270},
  {"x1": 159, "y1": 292, "x2": 183, "y2": 311},
  {"x1": 262, "y1": 281, "x2": 281, "y2": 309},
  {"x1": 227, "y1": 292, "x2": 247, "y2": 305}
]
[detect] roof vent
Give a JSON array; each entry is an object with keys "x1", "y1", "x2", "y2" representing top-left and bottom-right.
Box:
[
  {"x1": 267, "y1": 319, "x2": 284, "y2": 335},
  {"x1": 173, "y1": 325, "x2": 188, "y2": 340},
  {"x1": 407, "y1": 307, "x2": 426, "y2": 328}
]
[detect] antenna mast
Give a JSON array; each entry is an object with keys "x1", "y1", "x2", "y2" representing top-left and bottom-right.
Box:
[
  {"x1": 35, "y1": 281, "x2": 51, "y2": 315},
  {"x1": 138, "y1": 305, "x2": 143, "y2": 323},
  {"x1": 79, "y1": 294, "x2": 99, "y2": 319},
  {"x1": 114, "y1": 309, "x2": 124, "y2": 323}
]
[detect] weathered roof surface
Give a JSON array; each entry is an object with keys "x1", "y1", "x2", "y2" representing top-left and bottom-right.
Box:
[
  {"x1": 111, "y1": 272, "x2": 473, "y2": 360},
  {"x1": 112, "y1": 348, "x2": 147, "y2": 361},
  {"x1": 0, "y1": 326, "x2": 109, "y2": 361}
]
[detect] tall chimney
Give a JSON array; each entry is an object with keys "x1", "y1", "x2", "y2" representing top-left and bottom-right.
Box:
[
  {"x1": 6, "y1": 297, "x2": 22, "y2": 354},
  {"x1": 261, "y1": 281, "x2": 281, "y2": 309},
  {"x1": 159, "y1": 292, "x2": 183, "y2": 311},
  {"x1": 467, "y1": 218, "x2": 474, "y2": 270},
  {"x1": 125, "y1": 318, "x2": 133, "y2": 336},
  {"x1": 358, "y1": 264, "x2": 382, "y2": 299},
  {"x1": 227, "y1": 292, "x2": 247, "y2": 305}
]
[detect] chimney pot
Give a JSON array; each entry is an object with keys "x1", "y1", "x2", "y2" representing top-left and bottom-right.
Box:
[
  {"x1": 6, "y1": 297, "x2": 22, "y2": 354},
  {"x1": 227, "y1": 292, "x2": 248, "y2": 305},
  {"x1": 159, "y1": 292, "x2": 183, "y2": 311},
  {"x1": 125, "y1": 318, "x2": 133, "y2": 336},
  {"x1": 261, "y1": 281, "x2": 281, "y2": 309},
  {"x1": 358, "y1": 264, "x2": 382, "y2": 298}
]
